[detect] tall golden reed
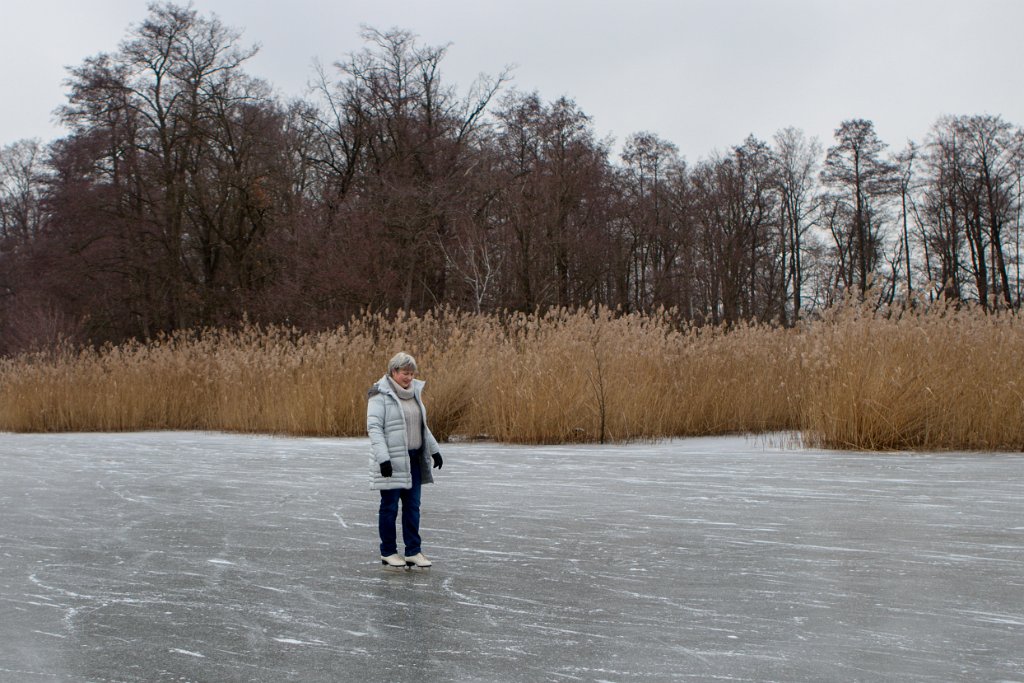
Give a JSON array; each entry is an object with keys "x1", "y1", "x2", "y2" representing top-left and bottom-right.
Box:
[
  {"x1": 800, "y1": 303, "x2": 1024, "y2": 451},
  {"x1": 1, "y1": 305, "x2": 1021, "y2": 451}
]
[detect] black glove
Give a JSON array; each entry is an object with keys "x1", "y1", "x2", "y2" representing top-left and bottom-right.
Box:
[
  {"x1": 431, "y1": 452, "x2": 443, "y2": 469},
  {"x1": 379, "y1": 461, "x2": 393, "y2": 478}
]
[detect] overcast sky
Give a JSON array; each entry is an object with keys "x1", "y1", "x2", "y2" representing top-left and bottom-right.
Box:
[{"x1": 2, "y1": 0, "x2": 1022, "y2": 161}]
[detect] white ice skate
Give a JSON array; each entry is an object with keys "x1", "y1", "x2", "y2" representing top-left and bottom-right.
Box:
[
  {"x1": 405, "y1": 553, "x2": 432, "y2": 568},
  {"x1": 380, "y1": 553, "x2": 406, "y2": 568}
]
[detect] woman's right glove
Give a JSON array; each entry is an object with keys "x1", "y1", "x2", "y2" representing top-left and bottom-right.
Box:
[{"x1": 380, "y1": 461, "x2": 393, "y2": 477}]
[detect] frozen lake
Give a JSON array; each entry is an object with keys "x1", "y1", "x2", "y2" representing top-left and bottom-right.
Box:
[{"x1": 1, "y1": 432, "x2": 1022, "y2": 682}]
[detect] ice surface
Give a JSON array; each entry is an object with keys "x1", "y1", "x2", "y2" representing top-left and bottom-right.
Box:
[{"x1": 1, "y1": 431, "x2": 1022, "y2": 681}]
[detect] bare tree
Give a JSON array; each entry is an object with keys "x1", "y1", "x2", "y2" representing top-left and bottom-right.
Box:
[
  {"x1": 821, "y1": 119, "x2": 898, "y2": 297},
  {"x1": 772, "y1": 127, "x2": 820, "y2": 322},
  {"x1": 922, "y1": 115, "x2": 1023, "y2": 309},
  {"x1": 319, "y1": 27, "x2": 508, "y2": 311},
  {"x1": 492, "y1": 91, "x2": 611, "y2": 310},
  {"x1": 0, "y1": 139, "x2": 52, "y2": 352},
  {"x1": 960, "y1": 115, "x2": 1020, "y2": 308},
  {"x1": 893, "y1": 141, "x2": 920, "y2": 299},
  {"x1": 620, "y1": 132, "x2": 690, "y2": 311},
  {"x1": 56, "y1": 2, "x2": 271, "y2": 335},
  {"x1": 691, "y1": 136, "x2": 781, "y2": 324},
  {"x1": 0, "y1": 140, "x2": 47, "y2": 247}
]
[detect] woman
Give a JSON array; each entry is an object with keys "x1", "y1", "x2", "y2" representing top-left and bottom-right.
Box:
[{"x1": 366, "y1": 352, "x2": 443, "y2": 568}]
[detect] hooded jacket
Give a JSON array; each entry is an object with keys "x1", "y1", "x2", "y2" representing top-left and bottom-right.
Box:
[{"x1": 366, "y1": 375, "x2": 441, "y2": 490}]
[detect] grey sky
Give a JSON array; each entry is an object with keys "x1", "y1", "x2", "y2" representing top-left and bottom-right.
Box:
[{"x1": 2, "y1": 0, "x2": 1022, "y2": 160}]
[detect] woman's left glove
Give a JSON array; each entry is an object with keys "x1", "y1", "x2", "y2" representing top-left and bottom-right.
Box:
[{"x1": 431, "y1": 452, "x2": 443, "y2": 469}]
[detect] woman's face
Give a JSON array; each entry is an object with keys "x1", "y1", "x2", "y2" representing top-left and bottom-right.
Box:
[{"x1": 391, "y1": 366, "x2": 416, "y2": 389}]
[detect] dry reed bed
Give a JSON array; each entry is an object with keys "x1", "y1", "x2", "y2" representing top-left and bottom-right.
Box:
[
  {"x1": 801, "y1": 306, "x2": 1024, "y2": 451},
  {"x1": 0, "y1": 306, "x2": 1021, "y2": 451}
]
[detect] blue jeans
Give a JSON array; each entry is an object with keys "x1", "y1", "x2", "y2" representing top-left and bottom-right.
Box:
[{"x1": 378, "y1": 449, "x2": 423, "y2": 557}]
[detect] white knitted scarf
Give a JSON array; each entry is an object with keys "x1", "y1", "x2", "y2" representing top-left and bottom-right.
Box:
[{"x1": 388, "y1": 377, "x2": 423, "y2": 450}]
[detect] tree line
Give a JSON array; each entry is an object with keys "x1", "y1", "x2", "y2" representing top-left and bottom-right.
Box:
[{"x1": 1, "y1": 3, "x2": 1022, "y2": 354}]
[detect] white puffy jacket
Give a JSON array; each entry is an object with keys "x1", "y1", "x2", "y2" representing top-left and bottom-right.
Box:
[{"x1": 366, "y1": 375, "x2": 441, "y2": 490}]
